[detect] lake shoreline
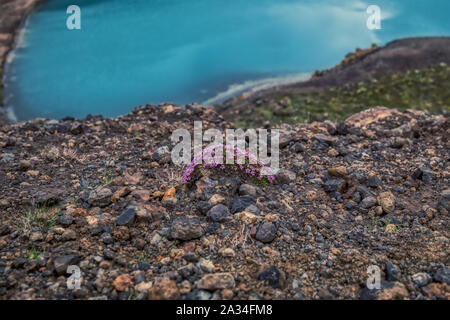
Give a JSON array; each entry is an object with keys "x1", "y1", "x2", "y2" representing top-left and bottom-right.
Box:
[
  {"x1": 0, "y1": 0, "x2": 47, "y2": 123},
  {"x1": 217, "y1": 37, "x2": 450, "y2": 126}
]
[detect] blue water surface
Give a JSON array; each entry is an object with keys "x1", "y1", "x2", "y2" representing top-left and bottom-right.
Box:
[{"x1": 4, "y1": 0, "x2": 450, "y2": 120}]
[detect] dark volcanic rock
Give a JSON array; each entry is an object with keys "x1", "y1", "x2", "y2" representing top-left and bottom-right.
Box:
[
  {"x1": 323, "y1": 179, "x2": 346, "y2": 193},
  {"x1": 258, "y1": 266, "x2": 282, "y2": 289},
  {"x1": 69, "y1": 123, "x2": 84, "y2": 135},
  {"x1": 356, "y1": 185, "x2": 373, "y2": 199},
  {"x1": 411, "y1": 168, "x2": 423, "y2": 180},
  {"x1": 275, "y1": 170, "x2": 296, "y2": 185},
  {"x1": 0, "y1": 226, "x2": 10, "y2": 236},
  {"x1": 291, "y1": 142, "x2": 305, "y2": 153},
  {"x1": 59, "y1": 214, "x2": 74, "y2": 226},
  {"x1": 367, "y1": 175, "x2": 382, "y2": 188},
  {"x1": 421, "y1": 168, "x2": 436, "y2": 184},
  {"x1": 87, "y1": 187, "x2": 112, "y2": 207},
  {"x1": 34, "y1": 188, "x2": 64, "y2": 206},
  {"x1": 255, "y1": 222, "x2": 277, "y2": 243},
  {"x1": 100, "y1": 232, "x2": 114, "y2": 244},
  {"x1": 411, "y1": 272, "x2": 431, "y2": 288},
  {"x1": 12, "y1": 257, "x2": 27, "y2": 269},
  {"x1": 116, "y1": 206, "x2": 136, "y2": 226},
  {"x1": 239, "y1": 184, "x2": 257, "y2": 197},
  {"x1": 54, "y1": 255, "x2": 81, "y2": 275},
  {"x1": 207, "y1": 204, "x2": 230, "y2": 222},
  {"x1": 231, "y1": 195, "x2": 256, "y2": 214},
  {"x1": 196, "y1": 201, "x2": 213, "y2": 215},
  {"x1": 361, "y1": 196, "x2": 377, "y2": 209},
  {"x1": 313, "y1": 134, "x2": 337, "y2": 146},
  {"x1": 438, "y1": 190, "x2": 450, "y2": 211},
  {"x1": 171, "y1": 218, "x2": 204, "y2": 240},
  {"x1": 385, "y1": 262, "x2": 402, "y2": 281},
  {"x1": 195, "y1": 177, "x2": 217, "y2": 198},
  {"x1": 433, "y1": 266, "x2": 450, "y2": 284}
]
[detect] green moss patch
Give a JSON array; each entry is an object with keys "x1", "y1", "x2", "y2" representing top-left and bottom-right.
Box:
[{"x1": 237, "y1": 63, "x2": 450, "y2": 127}]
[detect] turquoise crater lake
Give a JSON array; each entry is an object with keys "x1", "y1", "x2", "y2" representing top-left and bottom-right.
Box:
[{"x1": 4, "y1": 0, "x2": 450, "y2": 121}]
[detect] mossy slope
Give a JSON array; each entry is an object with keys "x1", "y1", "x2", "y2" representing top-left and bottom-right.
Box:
[{"x1": 236, "y1": 63, "x2": 450, "y2": 127}]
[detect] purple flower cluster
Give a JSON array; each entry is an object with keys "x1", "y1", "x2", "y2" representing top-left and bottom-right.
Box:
[{"x1": 183, "y1": 144, "x2": 275, "y2": 184}]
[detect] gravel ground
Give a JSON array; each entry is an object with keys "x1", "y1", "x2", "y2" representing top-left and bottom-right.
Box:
[{"x1": 0, "y1": 105, "x2": 448, "y2": 300}]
